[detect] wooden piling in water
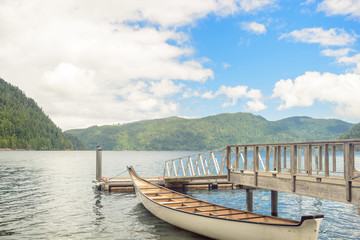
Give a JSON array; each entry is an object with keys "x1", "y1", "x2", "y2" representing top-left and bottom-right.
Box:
[
  {"x1": 271, "y1": 190, "x2": 278, "y2": 217},
  {"x1": 246, "y1": 188, "x2": 253, "y2": 212},
  {"x1": 96, "y1": 146, "x2": 102, "y2": 182}
]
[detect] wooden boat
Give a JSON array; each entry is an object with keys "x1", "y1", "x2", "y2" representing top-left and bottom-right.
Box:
[{"x1": 128, "y1": 166, "x2": 324, "y2": 240}]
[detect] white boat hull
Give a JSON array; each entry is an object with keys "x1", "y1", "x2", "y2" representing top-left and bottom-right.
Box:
[
  {"x1": 135, "y1": 187, "x2": 322, "y2": 240},
  {"x1": 129, "y1": 167, "x2": 323, "y2": 240}
]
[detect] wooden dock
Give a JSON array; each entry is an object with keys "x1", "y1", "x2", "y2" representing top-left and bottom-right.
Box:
[
  {"x1": 95, "y1": 175, "x2": 233, "y2": 191},
  {"x1": 162, "y1": 139, "x2": 360, "y2": 214},
  {"x1": 94, "y1": 139, "x2": 360, "y2": 215}
]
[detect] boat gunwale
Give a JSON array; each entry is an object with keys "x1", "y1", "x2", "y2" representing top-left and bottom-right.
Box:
[{"x1": 128, "y1": 166, "x2": 324, "y2": 227}]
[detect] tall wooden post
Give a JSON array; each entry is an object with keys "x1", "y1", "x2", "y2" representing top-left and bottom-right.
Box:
[
  {"x1": 96, "y1": 145, "x2": 102, "y2": 182},
  {"x1": 271, "y1": 190, "x2": 278, "y2": 217}
]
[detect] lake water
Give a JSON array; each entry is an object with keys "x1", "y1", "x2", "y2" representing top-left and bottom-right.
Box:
[{"x1": 0, "y1": 151, "x2": 359, "y2": 239}]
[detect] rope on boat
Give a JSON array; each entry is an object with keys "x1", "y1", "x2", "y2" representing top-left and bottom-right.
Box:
[{"x1": 106, "y1": 169, "x2": 129, "y2": 181}]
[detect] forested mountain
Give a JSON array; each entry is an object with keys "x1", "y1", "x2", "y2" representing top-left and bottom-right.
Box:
[
  {"x1": 66, "y1": 113, "x2": 353, "y2": 151},
  {"x1": 1, "y1": 77, "x2": 354, "y2": 151},
  {"x1": 337, "y1": 123, "x2": 360, "y2": 139},
  {"x1": 0, "y1": 78, "x2": 73, "y2": 150},
  {"x1": 275, "y1": 116, "x2": 353, "y2": 141}
]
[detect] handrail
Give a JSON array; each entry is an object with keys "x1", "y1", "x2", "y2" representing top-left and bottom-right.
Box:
[
  {"x1": 163, "y1": 140, "x2": 360, "y2": 182},
  {"x1": 163, "y1": 147, "x2": 227, "y2": 178}
]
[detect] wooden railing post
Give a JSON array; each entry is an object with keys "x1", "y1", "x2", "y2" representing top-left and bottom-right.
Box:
[
  {"x1": 253, "y1": 146, "x2": 259, "y2": 171},
  {"x1": 291, "y1": 145, "x2": 297, "y2": 175},
  {"x1": 319, "y1": 146, "x2": 323, "y2": 172},
  {"x1": 266, "y1": 146, "x2": 270, "y2": 172},
  {"x1": 291, "y1": 145, "x2": 297, "y2": 192},
  {"x1": 344, "y1": 142, "x2": 354, "y2": 202},
  {"x1": 306, "y1": 145, "x2": 312, "y2": 176},
  {"x1": 244, "y1": 147, "x2": 248, "y2": 170},
  {"x1": 226, "y1": 146, "x2": 231, "y2": 181},
  {"x1": 277, "y1": 146, "x2": 281, "y2": 173},
  {"x1": 273, "y1": 146, "x2": 278, "y2": 171},
  {"x1": 235, "y1": 147, "x2": 240, "y2": 169},
  {"x1": 283, "y1": 147, "x2": 287, "y2": 169},
  {"x1": 325, "y1": 144, "x2": 329, "y2": 177},
  {"x1": 297, "y1": 147, "x2": 302, "y2": 173},
  {"x1": 333, "y1": 145, "x2": 337, "y2": 172}
]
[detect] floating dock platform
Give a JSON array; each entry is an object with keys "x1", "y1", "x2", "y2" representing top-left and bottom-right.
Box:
[{"x1": 95, "y1": 175, "x2": 233, "y2": 191}]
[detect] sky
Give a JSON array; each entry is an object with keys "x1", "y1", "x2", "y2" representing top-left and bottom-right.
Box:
[{"x1": 1, "y1": 0, "x2": 360, "y2": 130}]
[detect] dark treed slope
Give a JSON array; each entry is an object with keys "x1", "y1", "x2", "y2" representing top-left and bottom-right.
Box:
[
  {"x1": 64, "y1": 133, "x2": 88, "y2": 150},
  {"x1": 337, "y1": 122, "x2": 360, "y2": 139},
  {"x1": 0, "y1": 78, "x2": 73, "y2": 150},
  {"x1": 66, "y1": 113, "x2": 353, "y2": 151}
]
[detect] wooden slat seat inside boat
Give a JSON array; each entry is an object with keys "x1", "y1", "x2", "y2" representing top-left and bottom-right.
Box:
[
  {"x1": 144, "y1": 191, "x2": 174, "y2": 196},
  {"x1": 151, "y1": 196, "x2": 190, "y2": 201},
  {"x1": 148, "y1": 194, "x2": 183, "y2": 199},
  {"x1": 132, "y1": 173, "x2": 299, "y2": 225},
  {"x1": 162, "y1": 200, "x2": 200, "y2": 205}
]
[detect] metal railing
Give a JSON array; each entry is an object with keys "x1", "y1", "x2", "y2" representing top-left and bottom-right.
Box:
[{"x1": 163, "y1": 148, "x2": 228, "y2": 178}]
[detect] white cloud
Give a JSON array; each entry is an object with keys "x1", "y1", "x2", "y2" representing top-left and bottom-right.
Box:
[
  {"x1": 272, "y1": 71, "x2": 360, "y2": 118},
  {"x1": 321, "y1": 48, "x2": 354, "y2": 57},
  {"x1": 238, "y1": 0, "x2": 278, "y2": 12},
  {"x1": 241, "y1": 21, "x2": 267, "y2": 34},
  {"x1": 41, "y1": 63, "x2": 96, "y2": 100},
  {"x1": 202, "y1": 85, "x2": 267, "y2": 111},
  {"x1": 150, "y1": 79, "x2": 184, "y2": 98},
  {"x1": 280, "y1": 27, "x2": 356, "y2": 46},
  {"x1": 318, "y1": 0, "x2": 360, "y2": 18},
  {"x1": 222, "y1": 62, "x2": 232, "y2": 69},
  {"x1": 338, "y1": 53, "x2": 360, "y2": 73},
  {"x1": 2, "y1": 0, "x2": 266, "y2": 130},
  {"x1": 321, "y1": 48, "x2": 360, "y2": 73},
  {"x1": 301, "y1": 0, "x2": 316, "y2": 5}
]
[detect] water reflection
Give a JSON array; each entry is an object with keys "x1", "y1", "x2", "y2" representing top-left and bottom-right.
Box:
[
  {"x1": 132, "y1": 203, "x2": 208, "y2": 239},
  {"x1": 313, "y1": 198, "x2": 323, "y2": 212},
  {"x1": 93, "y1": 191, "x2": 105, "y2": 225}
]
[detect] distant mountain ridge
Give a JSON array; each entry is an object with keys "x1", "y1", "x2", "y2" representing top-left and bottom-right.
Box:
[
  {"x1": 1, "y1": 77, "x2": 355, "y2": 151},
  {"x1": 66, "y1": 113, "x2": 354, "y2": 151},
  {"x1": 338, "y1": 123, "x2": 360, "y2": 140},
  {"x1": 0, "y1": 78, "x2": 74, "y2": 150}
]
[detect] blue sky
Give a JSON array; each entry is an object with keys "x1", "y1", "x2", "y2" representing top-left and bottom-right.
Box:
[{"x1": 0, "y1": 0, "x2": 360, "y2": 129}]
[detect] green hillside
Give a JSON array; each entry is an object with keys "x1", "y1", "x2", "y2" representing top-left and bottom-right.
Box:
[
  {"x1": 0, "y1": 78, "x2": 73, "y2": 150},
  {"x1": 337, "y1": 123, "x2": 360, "y2": 139},
  {"x1": 274, "y1": 116, "x2": 353, "y2": 141},
  {"x1": 66, "y1": 113, "x2": 353, "y2": 151}
]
